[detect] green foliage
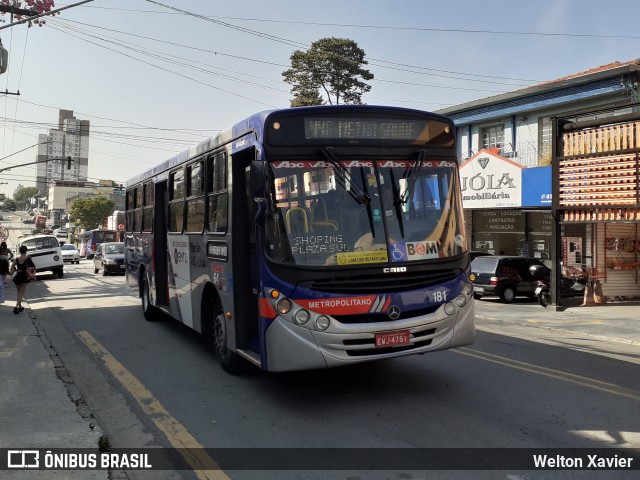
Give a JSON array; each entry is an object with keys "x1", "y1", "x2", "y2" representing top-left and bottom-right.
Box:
[
  {"x1": 282, "y1": 37, "x2": 373, "y2": 107},
  {"x1": 2, "y1": 198, "x2": 17, "y2": 211},
  {"x1": 69, "y1": 196, "x2": 115, "y2": 230},
  {"x1": 13, "y1": 186, "x2": 39, "y2": 204}
]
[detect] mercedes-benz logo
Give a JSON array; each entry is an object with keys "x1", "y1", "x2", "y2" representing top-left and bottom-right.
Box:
[{"x1": 388, "y1": 305, "x2": 401, "y2": 320}]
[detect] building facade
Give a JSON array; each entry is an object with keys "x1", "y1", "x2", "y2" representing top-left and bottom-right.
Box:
[
  {"x1": 35, "y1": 109, "x2": 90, "y2": 195},
  {"x1": 438, "y1": 59, "x2": 640, "y2": 301}
]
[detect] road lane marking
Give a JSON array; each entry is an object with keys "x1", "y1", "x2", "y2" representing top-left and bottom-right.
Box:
[
  {"x1": 526, "y1": 319, "x2": 603, "y2": 325},
  {"x1": 77, "y1": 331, "x2": 230, "y2": 480},
  {"x1": 456, "y1": 347, "x2": 640, "y2": 402}
]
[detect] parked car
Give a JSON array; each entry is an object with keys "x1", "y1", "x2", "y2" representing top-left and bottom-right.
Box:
[
  {"x1": 93, "y1": 242, "x2": 125, "y2": 276},
  {"x1": 17, "y1": 234, "x2": 64, "y2": 277},
  {"x1": 60, "y1": 244, "x2": 80, "y2": 264},
  {"x1": 469, "y1": 255, "x2": 550, "y2": 303}
]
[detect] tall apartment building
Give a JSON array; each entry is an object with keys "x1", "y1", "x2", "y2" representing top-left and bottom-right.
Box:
[{"x1": 35, "y1": 109, "x2": 90, "y2": 195}]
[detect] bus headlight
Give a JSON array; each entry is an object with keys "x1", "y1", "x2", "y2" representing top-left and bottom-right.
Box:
[
  {"x1": 294, "y1": 309, "x2": 310, "y2": 325},
  {"x1": 454, "y1": 295, "x2": 467, "y2": 307},
  {"x1": 315, "y1": 315, "x2": 330, "y2": 331},
  {"x1": 444, "y1": 302, "x2": 457, "y2": 315},
  {"x1": 276, "y1": 298, "x2": 292, "y2": 315},
  {"x1": 462, "y1": 281, "x2": 474, "y2": 296}
]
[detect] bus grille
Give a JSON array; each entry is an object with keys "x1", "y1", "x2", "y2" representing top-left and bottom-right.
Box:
[{"x1": 298, "y1": 270, "x2": 460, "y2": 294}]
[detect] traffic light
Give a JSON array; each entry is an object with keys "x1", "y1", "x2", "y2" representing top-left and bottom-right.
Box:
[{"x1": 66, "y1": 156, "x2": 73, "y2": 169}]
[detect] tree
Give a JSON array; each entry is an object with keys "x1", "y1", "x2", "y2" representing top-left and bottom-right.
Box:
[
  {"x1": 69, "y1": 196, "x2": 115, "y2": 230},
  {"x1": 2, "y1": 198, "x2": 17, "y2": 211},
  {"x1": 0, "y1": 1, "x2": 57, "y2": 26},
  {"x1": 13, "y1": 186, "x2": 39, "y2": 205},
  {"x1": 282, "y1": 37, "x2": 374, "y2": 107}
]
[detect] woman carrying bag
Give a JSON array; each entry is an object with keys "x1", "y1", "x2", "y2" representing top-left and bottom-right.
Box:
[{"x1": 10, "y1": 245, "x2": 36, "y2": 314}]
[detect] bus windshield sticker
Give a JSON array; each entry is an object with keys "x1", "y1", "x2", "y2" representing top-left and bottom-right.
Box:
[
  {"x1": 396, "y1": 241, "x2": 440, "y2": 262},
  {"x1": 292, "y1": 234, "x2": 348, "y2": 256},
  {"x1": 207, "y1": 241, "x2": 228, "y2": 261},
  {"x1": 336, "y1": 250, "x2": 388, "y2": 265}
]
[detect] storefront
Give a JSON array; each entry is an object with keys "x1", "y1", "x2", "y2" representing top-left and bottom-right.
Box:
[
  {"x1": 555, "y1": 114, "x2": 640, "y2": 300},
  {"x1": 461, "y1": 149, "x2": 558, "y2": 267}
]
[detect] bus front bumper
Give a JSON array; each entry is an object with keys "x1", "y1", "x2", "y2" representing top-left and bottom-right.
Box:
[{"x1": 264, "y1": 300, "x2": 475, "y2": 372}]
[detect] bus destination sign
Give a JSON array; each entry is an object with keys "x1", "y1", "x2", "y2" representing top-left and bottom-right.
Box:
[{"x1": 304, "y1": 117, "x2": 427, "y2": 141}]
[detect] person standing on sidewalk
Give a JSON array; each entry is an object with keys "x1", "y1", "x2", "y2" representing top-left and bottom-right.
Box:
[
  {"x1": 9, "y1": 245, "x2": 35, "y2": 314},
  {"x1": 0, "y1": 253, "x2": 9, "y2": 304}
]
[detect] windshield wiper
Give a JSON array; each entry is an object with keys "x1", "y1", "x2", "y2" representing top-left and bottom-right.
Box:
[
  {"x1": 388, "y1": 169, "x2": 405, "y2": 238},
  {"x1": 320, "y1": 146, "x2": 375, "y2": 237},
  {"x1": 400, "y1": 149, "x2": 426, "y2": 206}
]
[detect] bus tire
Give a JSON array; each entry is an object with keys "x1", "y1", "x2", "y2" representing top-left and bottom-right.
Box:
[
  {"x1": 141, "y1": 275, "x2": 160, "y2": 322},
  {"x1": 203, "y1": 294, "x2": 244, "y2": 374}
]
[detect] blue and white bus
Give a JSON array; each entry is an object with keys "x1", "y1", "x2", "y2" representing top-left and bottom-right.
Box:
[{"x1": 125, "y1": 105, "x2": 475, "y2": 373}]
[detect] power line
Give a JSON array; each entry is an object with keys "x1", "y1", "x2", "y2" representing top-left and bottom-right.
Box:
[
  {"x1": 44, "y1": 24, "x2": 281, "y2": 109},
  {"x1": 85, "y1": 5, "x2": 640, "y2": 40},
  {"x1": 50, "y1": 15, "x2": 530, "y2": 90}
]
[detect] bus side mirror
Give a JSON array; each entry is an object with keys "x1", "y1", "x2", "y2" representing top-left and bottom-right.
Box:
[
  {"x1": 254, "y1": 198, "x2": 267, "y2": 226},
  {"x1": 249, "y1": 161, "x2": 265, "y2": 198}
]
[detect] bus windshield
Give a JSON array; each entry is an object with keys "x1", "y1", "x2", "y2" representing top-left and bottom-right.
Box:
[{"x1": 265, "y1": 158, "x2": 466, "y2": 267}]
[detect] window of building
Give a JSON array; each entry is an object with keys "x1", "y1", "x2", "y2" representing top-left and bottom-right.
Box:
[
  {"x1": 538, "y1": 117, "x2": 552, "y2": 165},
  {"x1": 481, "y1": 124, "x2": 504, "y2": 149}
]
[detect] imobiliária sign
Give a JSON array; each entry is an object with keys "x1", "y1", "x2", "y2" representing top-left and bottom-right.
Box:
[{"x1": 460, "y1": 149, "x2": 524, "y2": 209}]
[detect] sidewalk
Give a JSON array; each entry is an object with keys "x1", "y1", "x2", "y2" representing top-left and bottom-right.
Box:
[
  {"x1": 0, "y1": 298, "x2": 107, "y2": 479},
  {"x1": 474, "y1": 295, "x2": 640, "y2": 348}
]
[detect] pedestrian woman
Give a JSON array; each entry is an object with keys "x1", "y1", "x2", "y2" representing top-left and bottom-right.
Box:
[{"x1": 10, "y1": 245, "x2": 35, "y2": 314}]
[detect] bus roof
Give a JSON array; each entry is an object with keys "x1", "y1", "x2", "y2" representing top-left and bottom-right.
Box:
[{"x1": 125, "y1": 105, "x2": 453, "y2": 187}]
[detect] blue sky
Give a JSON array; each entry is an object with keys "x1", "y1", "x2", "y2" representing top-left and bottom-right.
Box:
[{"x1": 0, "y1": 0, "x2": 638, "y2": 199}]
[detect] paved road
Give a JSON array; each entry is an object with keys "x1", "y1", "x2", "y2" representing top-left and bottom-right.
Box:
[{"x1": 9, "y1": 257, "x2": 637, "y2": 480}]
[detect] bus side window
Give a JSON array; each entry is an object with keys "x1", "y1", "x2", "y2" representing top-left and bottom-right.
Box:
[
  {"x1": 142, "y1": 181, "x2": 154, "y2": 232},
  {"x1": 125, "y1": 189, "x2": 134, "y2": 232},
  {"x1": 169, "y1": 169, "x2": 185, "y2": 232},
  {"x1": 207, "y1": 153, "x2": 227, "y2": 233},
  {"x1": 133, "y1": 186, "x2": 142, "y2": 232},
  {"x1": 186, "y1": 161, "x2": 205, "y2": 233}
]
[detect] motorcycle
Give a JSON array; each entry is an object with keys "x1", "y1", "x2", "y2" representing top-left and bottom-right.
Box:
[
  {"x1": 530, "y1": 265, "x2": 586, "y2": 307},
  {"x1": 534, "y1": 279, "x2": 551, "y2": 307}
]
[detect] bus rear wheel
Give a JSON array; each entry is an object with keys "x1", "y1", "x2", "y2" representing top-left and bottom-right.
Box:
[
  {"x1": 141, "y1": 275, "x2": 160, "y2": 321},
  {"x1": 205, "y1": 298, "x2": 244, "y2": 374}
]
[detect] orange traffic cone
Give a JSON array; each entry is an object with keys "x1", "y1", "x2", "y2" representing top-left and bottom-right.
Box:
[{"x1": 582, "y1": 283, "x2": 595, "y2": 306}]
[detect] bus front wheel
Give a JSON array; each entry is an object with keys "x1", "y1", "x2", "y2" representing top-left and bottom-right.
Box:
[
  {"x1": 205, "y1": 299, "x2": 244, "y2": 374},
  {"x1": 141, "y1": 275, "x2": 160, "y2": 321}
]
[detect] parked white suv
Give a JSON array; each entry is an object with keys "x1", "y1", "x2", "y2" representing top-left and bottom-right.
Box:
[{"x1": 17, "y1": 234, "x2": 64, "y2": 278}]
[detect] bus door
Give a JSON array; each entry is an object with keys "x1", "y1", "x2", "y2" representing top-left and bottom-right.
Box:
[
  {"x1": 153, "y1": 180, "x2": 169, "y2": 306},
  {"x1": 231, "y1": 150, "x2": 260, "y2": 355}
]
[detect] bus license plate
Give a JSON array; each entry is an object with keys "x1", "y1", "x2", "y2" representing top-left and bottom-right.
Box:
[{"x1": 375, "y1": 330, "x2": 410, "y2": 348}]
